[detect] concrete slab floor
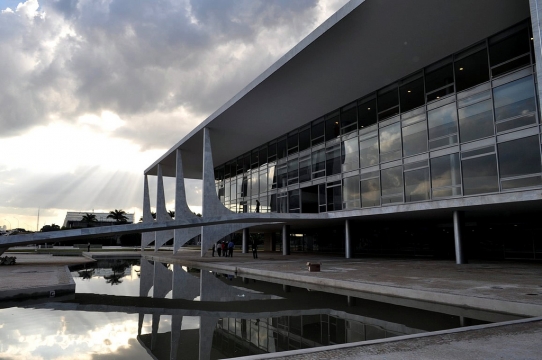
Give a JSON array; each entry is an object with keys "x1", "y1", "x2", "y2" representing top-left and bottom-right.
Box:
[
  {"x1": 145, "y1": 251, "x2": 542, "y2": 317},
  {"x1": 0, "y1": 253, "x2": 94, "y2": 301}
]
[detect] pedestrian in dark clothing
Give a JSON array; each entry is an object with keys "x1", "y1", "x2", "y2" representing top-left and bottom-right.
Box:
[
  {"x1": 211, "y1": 244, "x2": 215, "y2": 257},
  {"x1": 255, "y1": 200, "x2": 260, "y2": 213},
  {"x1": 217, "y1": 242, "x2": 222, "y2": 257},
  {"x1": 221, "y1": 242, "x2": 226, "y2": 257},
  {"x1": 228, "y1": 240, "x2": 234, "y2": 257},
  {"x1": 87, "y1": 242, "x2": 90, "y2": 252},
  {"x1": 252, "y1": 240, "x2": 258, "y2": 259}
]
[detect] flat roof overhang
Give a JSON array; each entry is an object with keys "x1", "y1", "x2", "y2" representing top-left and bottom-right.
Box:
[{"x1": 145, "y1": 0, "x2": 531, "y2": 178}]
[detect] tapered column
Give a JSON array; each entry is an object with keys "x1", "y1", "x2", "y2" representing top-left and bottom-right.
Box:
[
  {"x1": 282, "y1": 224, "x2": 290, "y2": 255},
  {"x1": 141, "y1": 175, "x2": 155, "y2": 249},
  {"x1": 155, "y1": 164, "x2": 174, "y2": 250},
  {"x1": 529, "y1": 0, "x2": 542, "y2": 107},
  {"x1": 453, "y1": 211, "x2": 467, "y2": 264},
  {"x1": 242, "y1": 228, "x2": 249, "y2": 253},
  {"x1": 200, "y1": 127, "x2": 250, "y2": 256},
  {"x1": 173, "y1": 149, "x2": 201, "y2": 253},
  {"x1": 345, "y1": 219, "x2": 352, "y2": 259}
]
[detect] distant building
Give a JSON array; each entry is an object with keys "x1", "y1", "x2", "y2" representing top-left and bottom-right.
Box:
[{"x1": 62, "y1": 211, "x2": 135, "y2": 229}]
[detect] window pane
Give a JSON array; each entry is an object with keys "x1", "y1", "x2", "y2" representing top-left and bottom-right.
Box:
[
  {"x1": 458, "y1": 99, "x2": 494, "y2": 142},
  {"x1": 381, "y1": 166, "x2": 403, "y2": 197},
  {"x1": 312, "y1": 119, "x2": 325, "y2": 145},
  {"x1": 431, "y1": 153, "x2": 461, "y2": 188},
  {"x1": 379, "y1": 122, "x2": 402, "y2": 155},
  {"x1": 462, "y1": 155, "x2": 499, "y2": 195},
  {"x1": 341, "y1": 104, "x2": 357, "y2": 134},
  {"x1": 496, "y1": 113, "x2": 536, "y2": 133},
  {"x1": 289, "y1": 190, "x2": 300, "y2": 212},
  {"x1": 490, "y1": 27, "x2": 530, "y2": 74},
  {"x1": 358, "y1": 99, "x2": 377, "y2": 128},
  {"x1": 402, "y1": 120, "x2": 427, "y2": 156},
  {"x1": 360, "y1": 136, "x2": 379, "y2": 168},
  {"x1": 277, "y1": 138, "x2": 287, "y2": 159},
  {"x1": 299, "y1": 128, "x2": 310, "y2": 151},
  {"x1": 268, "y1": 163, "x2": 276, "y2": 190},
  {"x1": 498, "y1": 136, "x2": 542, "y2": 178},
  {"x1": 325, "y1": 112, "x2": 340, "y2": 141},
  {"x1": 287, "y1": 159, "x2": 298, "y2": 185},
  {"x1": 259, "y1": 171, "x2": 267, "y2": 194},
  {"x1": 312, "y1": 149, "x2": 326, "y2": 177},
  {"x1": 493, "y1": 76, "x2": 536, "y2": 121},
  {"x1": 299, "y1": 157, "x2": 311, "y2": 183},
  {"x1": 426, "y1": 63, "x2": 454, "y2": 93},
  {"x1": 326, "y1": 145, "x2": 341, "y2": 176},
  {"x1": 400, "y1": 77, "x2": 425, "y2": 113},
  {"x1": 277, "y1": 166, "x2": 287, "y2": 188},
  {"x1": 361, "y1": 178, "x2": 380, "y2": 207},
  {"x1": 268, "y1": 142, "x2": 277, "y2": 161},
  {"x1": 343, "y1": 176, "x2": 360, "y2": 209},
  {"x1": 428, "y1": 103, "x2": 458, "y2": 139},
  {"x1": 378, "y1": 89, "x2": 399, "y2": 116},
  {"x1": 251, "y1": 171, "x2": 259, "y2": 197},
  {"x1": 342, "y1": 137, "x2": 359, "y2": 172},
  {"x1": 404, "y1": 168, "x2": 430, "y2": 202},
  {"x1": 455, "y1": 49, "x2": 490, "y2": 92},
  {"x1": 327, "y1": 185, "x2": 342, "y2": 211},
  {"x1": 259, "y1": 147, "x2": 267, "y2": 166},
  {"x1": 288, "y1": 132, "x2": 298, "y2": 155}
]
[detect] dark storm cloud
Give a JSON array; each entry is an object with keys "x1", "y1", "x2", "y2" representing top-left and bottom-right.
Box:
[{"x1": 0, "y1": 0, "x2": 323, "y2": 149}]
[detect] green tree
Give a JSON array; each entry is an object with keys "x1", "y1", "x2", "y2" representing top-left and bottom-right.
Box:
[
  {"x1": 81, "y1": 213, "x2": 98, "y2": 227},
  {"x1": 107, "y1": 209, "x2": 129, "y2": 223},
  {"x1": 167, "y1": 210, "x2": 175, "y2": 219},
  {"x1": 40, "y1": 224, "x2": 60, "y2": 232},
  {"x1": 138, "y1": 212, "x2": 156, "y2": 222}
]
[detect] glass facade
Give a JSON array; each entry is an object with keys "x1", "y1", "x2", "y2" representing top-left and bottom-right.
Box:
[{"x1": 215, "y1": 21, "x2": 542, "y2": 214}]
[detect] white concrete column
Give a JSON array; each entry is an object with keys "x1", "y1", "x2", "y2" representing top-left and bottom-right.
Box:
[
  {"x1": 453, "y1": 211, "x2": 467, "y2": 264},
  {"x1": 345, "y1": 219, "x2": 352, "y2": 259},
  {"x1": 141, "y1": 175, "x2": 155, "y2": 249},
  {"x1": 154, "y1": 164, "x2": 173, "y2": 250},
  {"x1": 173, "y1": 149, "x2": 201, "y2": 254},
  {"x1": 530, "y1": 0, "x2": 542, "y2": 107},
  {"x1": 242, "y1": 228, "x2": 249, "y2": 253},
  {"x1": 282, "y1": 224, "x2": 290, "y2": 255}
]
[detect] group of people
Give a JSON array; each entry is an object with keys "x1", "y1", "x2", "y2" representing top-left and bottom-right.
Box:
[
  {"x1": 210, "y1": 239, "x2": 259, "y2": 259},
  {"x1": 212, "y1": 240, "x2": 235, "y2": 257}
]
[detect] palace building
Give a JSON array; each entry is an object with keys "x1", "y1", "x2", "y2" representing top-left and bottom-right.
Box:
[{"x1": 145, "y1": 0, "x2": 542, "y2": 261}]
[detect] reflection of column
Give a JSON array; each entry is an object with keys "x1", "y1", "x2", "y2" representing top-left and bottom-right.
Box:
[
  {"x1": 170, "y1": 315, "x2": 183, "y2": 360},
  {"x1": 345, "y1": 219, "x2": 352, "y2": 259},
  {"x1": 242, "y1": 228, "x2": 249, "y2": 253},
  {"x1": 282, "y1": 225, "x2": 290, "y2": 255},
  {"x1": 173, "y1": 149, "x2": 201, "y2": 253},
  {"x1": 153, "y1": 262, "x2": 172, "y2": 299},
  {"x1": 155, "y1": 164, "x2": 174, "y2": 250},
  {"x1": 141, "y1": 175, "x2": 155, "y2": 249},
  {"x1": 453, "y1": 211, "x2": 467, "y2": 264},
  {"x1": 151, "y1": 313, "x2": 160, "y2": 351}
]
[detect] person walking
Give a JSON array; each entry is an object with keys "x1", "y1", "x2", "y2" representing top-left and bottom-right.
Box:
[
  {"x1": 217, "y1": 242, "x2": 222, "y2": 257},
  {"x1": 221, "y1": 241, "x2": 227, "y2": 257},
  {"x1": 228, "y1": 240, "x2": 234, "y2": 257},
  {"x1": 211, "y1": 243, "x2": 215, "y2": 257},
  {"x1": 252, "y1": 240, "x2": 258, "y2": 259},
  {"x1": 87, "y1": 242, "x2": 90, "y2": 252}
]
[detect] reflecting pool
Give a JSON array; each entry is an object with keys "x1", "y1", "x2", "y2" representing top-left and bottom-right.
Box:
[{"x1": 0, "y1": 258, "x2": 521, "y2": 359}]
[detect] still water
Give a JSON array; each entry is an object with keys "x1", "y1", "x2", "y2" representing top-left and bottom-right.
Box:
[{"x1": 0, "y1": 258, "x2": 519, "y2": 359}]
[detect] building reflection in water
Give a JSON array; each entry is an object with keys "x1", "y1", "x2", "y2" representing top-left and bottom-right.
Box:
[{"x1": 135, "y1": 258, "x2": 507, "y2": 360}]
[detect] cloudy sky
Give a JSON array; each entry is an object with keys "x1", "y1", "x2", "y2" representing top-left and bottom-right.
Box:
[{"x1": 0, "y1": 0, "x2": 350, "y2": 231}]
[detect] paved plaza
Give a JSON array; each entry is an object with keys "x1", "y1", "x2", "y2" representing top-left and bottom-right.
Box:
[{"x1": 1, "y1": 250, "x2": 542, "y2": 359}]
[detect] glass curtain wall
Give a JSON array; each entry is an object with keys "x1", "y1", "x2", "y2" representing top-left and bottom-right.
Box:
[{"x1": 215, "y1": 21, "x2": 541, "y2": 214}]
